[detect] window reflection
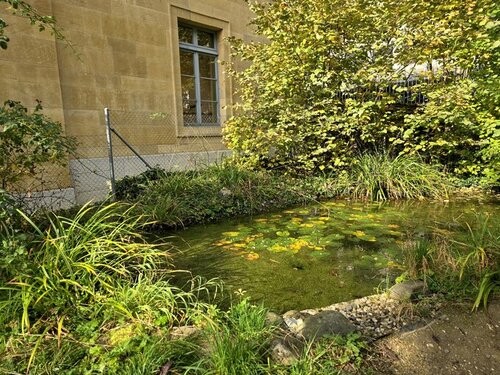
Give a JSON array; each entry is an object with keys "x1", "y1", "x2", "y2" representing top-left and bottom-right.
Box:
[{"x1": 178, "y1": 25, "x2": 193, "y2": 44}]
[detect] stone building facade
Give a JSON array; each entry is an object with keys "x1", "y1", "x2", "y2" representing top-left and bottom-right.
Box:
[{"x1": 1, "y1": 0, "x2": 255, "y2": 204}]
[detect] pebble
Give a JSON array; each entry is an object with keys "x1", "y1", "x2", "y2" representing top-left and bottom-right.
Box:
[{"x1": 298, "y1": 292, "x2": 441, "y2": 340}]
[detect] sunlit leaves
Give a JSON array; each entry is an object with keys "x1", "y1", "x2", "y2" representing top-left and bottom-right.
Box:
[
  {"x1": 224, "y1": 0, "x2": 499, "y2": 185},
  {"x1": 0, "y1": 0, "x2": 65, "y2": 50}
]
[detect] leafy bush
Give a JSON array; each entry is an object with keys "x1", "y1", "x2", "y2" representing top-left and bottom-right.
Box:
[
  {"x1": 0, "y1": 100, "x2": 75, "y2": 190},
  {"x1": 224, "y1": 0, "x2": 499, "y2": 185},
  {"x1": 123, "y1": 164, "x2": 320, "y2": 227},
  {"x1": 115, "y1": 166, "x2": 167, "y2": 200}
]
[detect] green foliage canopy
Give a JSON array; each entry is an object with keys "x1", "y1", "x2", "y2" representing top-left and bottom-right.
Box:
[{"x1": 224, "y1": 0, "x2": 499, "y2": 184}]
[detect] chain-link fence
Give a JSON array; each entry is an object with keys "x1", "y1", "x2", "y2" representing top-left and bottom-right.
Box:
[
  {"x1": 69, "y1": 109, "x2": 230, "y2": 204},
  {"x1": 7, "y1": 163, "x2": 78, "y2": 213}
]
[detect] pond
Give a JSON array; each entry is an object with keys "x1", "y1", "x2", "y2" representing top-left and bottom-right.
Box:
[{"x1": 164, "y1": 198, "x2": 499, "y2": 313}]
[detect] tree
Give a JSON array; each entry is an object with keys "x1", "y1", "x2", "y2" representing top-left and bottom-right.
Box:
[{"x1": 224, "y1": 0, "x2": 499, "y2": 185}]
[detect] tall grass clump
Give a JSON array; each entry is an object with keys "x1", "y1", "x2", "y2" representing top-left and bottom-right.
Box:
[
  {"x1": 0, "y1": 202, "x2": 220, "y2": 373},
  {"x1": 0, "y1": 203, "x2": 166, "y2": 331},
  {"x1": 194, "y1": 298, "x2": 274, "y2": 375},
  {"x1": 398, "y1": 213, "x2": 499, "y2": 309},
  {"x1": 340, "y1": 153, "x2": 449, "y2": 201}
]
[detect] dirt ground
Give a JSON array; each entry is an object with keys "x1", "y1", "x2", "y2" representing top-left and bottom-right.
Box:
[{"x1": 368, "y1": 299, "x2": 499, "y2": 375}]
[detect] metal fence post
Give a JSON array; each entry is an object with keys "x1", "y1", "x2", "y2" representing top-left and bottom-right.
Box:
[{"x1": 104, "y1": 108, "x2": 117, "y2": 199}]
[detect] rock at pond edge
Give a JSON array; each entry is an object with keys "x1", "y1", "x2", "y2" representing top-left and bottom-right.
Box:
[
  {"x1": 265, "y1": 311, "x2": 285, "y2": 327},
  {"x1": 388, "y1": 280, "x2": 425, "y2": 301},
  {"x1": 300, "y1": 310, "x2": 357, "y2": 341},
  {"x1": 270, "y1": 335, "x2": 304, "y2": 366}
]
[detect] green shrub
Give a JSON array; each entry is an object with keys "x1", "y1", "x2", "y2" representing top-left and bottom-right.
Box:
[
  {"x1": 0, "y1": 100, "x2": 75, "y2": 190},
  {"x1": 115, "y1": 166, "x2": 167, "y2": 200},
  {"x1": 127, "y1": 164, "x2": 319, "y2": 227},
  {"x1": 224, "y1": 0, "x2": 499, "y2": 184}
]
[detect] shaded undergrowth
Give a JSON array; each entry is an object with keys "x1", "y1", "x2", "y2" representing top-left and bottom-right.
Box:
[{"x1": 118, "y1": 164, "x2": 328, "y2": 228}]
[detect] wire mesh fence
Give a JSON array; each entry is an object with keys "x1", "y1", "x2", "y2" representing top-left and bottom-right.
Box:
[
  {"x1": 6, "y1": 163, "x2": 78, "y2": 213},
  {"x1": 69, "y1": 109, "x2": 229, "y2": 204}
]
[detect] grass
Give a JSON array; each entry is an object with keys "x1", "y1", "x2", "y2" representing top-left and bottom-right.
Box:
[
  {"x1": 196, "y1": 299, "x2": 274, "y2": 375},
  {"x1": 115, "y1": 156, "x2": 452, "y2": 230},
  {"x1": 1, "y1": 203, "x2": 166, "y2": 331},
  {"x1": 0, "y1": 200, "x2": 371, "y2": 374},
  {"x1": 398, "y1": 213, "x2": 499, "y2": 309},
  {"x1": 0, "y1": 202, "x2": 221, "y2": 374},
  {"x1": 272, "y1": 333, "x2": 368, "y2": 375},
  {"x1": 117, "y1": 156, "x2": 452, "y2": 229},
  {"x1": 2, "y1": 158, "x2": 488, "y2": 372},
  {"x1": 336, "y1": 153, "x2": 450, "y2": 201}
]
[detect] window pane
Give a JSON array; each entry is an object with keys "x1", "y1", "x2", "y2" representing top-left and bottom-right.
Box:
[
  {"x1": 199, "y1": 54, "x2": 217, "y2": 78},
  {"x1": 200, "y1": 78, "x2": 217, "y2": 102},
  {"x1": 197, "y1": 30, "x2": 215, "y2": 48},
  {"x1": 201, "y1": 101, "x2": 218, "y2": 124},
  {"x1": 181, "y1": 76, "x2": 196, "y2": 101},
  {"x1": 183, "y1": 100, "x2": 197, "y2": 124},
  {"x1": 180, "y1": 50, "x2": 194, "y2": 75},
  {"x1": 178, "y1": 25, "x2": 193, "y2": 44}
]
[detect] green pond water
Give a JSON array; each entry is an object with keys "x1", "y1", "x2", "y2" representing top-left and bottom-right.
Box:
[{"x1": 163, "y1": 199, "x2": 499, "y2": 313}]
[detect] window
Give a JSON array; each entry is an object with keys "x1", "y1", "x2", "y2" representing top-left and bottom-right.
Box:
[{"x1": 178, "y1": 24, "x2": 219, "y2": 126}]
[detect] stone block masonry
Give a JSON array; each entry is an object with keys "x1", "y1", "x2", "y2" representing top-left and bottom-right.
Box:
[{"x1": 1, "y1": 0, "x2": 255, "y2": 205}]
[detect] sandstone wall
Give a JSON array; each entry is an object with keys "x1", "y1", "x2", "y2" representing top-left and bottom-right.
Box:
[{"x1": 0, "y1": 0, "x2": 255, "y2": 202}]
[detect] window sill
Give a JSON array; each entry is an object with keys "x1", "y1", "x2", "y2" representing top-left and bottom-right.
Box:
[{"x1": 177, "y1": 125, "x2": 222, "y2": 137}]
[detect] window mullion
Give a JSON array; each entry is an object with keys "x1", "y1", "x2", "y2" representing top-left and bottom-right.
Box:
[
  {"x1": 193, "y1": 52, "x2": 202, "y2": 125},
  {"x1": 214, "y1": 54, "x2": 220, "y2": 124}
]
